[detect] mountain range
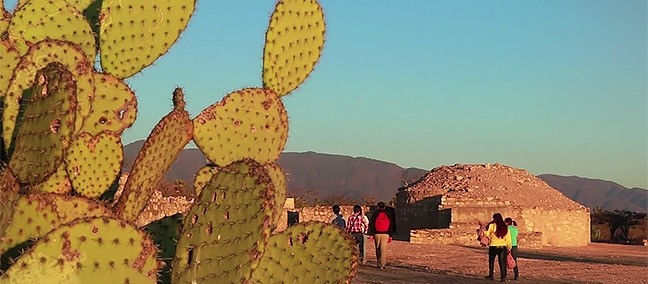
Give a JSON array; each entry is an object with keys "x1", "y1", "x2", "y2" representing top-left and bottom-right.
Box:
[{"x1": 123, "y1": 141, "x2": 647, "y2": 213}]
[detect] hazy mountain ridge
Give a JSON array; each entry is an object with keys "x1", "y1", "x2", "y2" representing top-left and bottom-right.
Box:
[{"x1": 123, "y1": 141, "x2": 647, "y2": 212}]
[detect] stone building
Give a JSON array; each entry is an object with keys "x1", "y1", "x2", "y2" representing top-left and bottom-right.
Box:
[{"x1": 396, "y1": 163, "x2": 590, "y2": 247}]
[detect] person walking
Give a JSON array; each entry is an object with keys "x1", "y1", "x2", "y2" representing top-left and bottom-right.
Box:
[
  {"x1": 329, "y1": 205, "x2": 346, "y2": 229},
  {"x1": 484, "y1": 213, "x2": 512, "y2": 282},
  {"x1": 346, "y1": 205, "x2": 369, "y2": 264},
  {"x1": 369, "y1": 201, "x2": 395, "y2": 270},
  {"x1": 505, "y1": 217, "x2": 519, "y2": 280}
]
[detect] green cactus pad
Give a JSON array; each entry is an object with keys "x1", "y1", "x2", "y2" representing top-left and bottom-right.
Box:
[
  {"x1": 99, "y1": 0, "x2": 196, "y2": 79},
  {"x1": 7, "y1": 62, "x2": 77, "y2": 185},
  {"x1": 81, "y1": 72, "x2": 138, "y2": 134},
  {"x1": 266, "y1": 163, "x2": 287, "y2": 228},
  {"x1": 7, "y1": 0, "x2": 96, "y2": 63},
  {"x1": 171, "y1": 159, "x2": 275, "y2": 284},
  {"x1": 0, "y1": 169, "x2": 20, "y2": 239},
  {"x1": 3, "y1": 40, "x2": 95, "y2": 151},
  {"x1": 0, "y1": 41, "x2": 20, "y2": 99},
  {"x1": 0, "y1": 217, "x2": 160, "y2": 284},
  {"x1": 31, "y1": 165, "x2": 72, "y2": 194},
  {"x1": 193, "y1": 88, "x2": 289, "y2": 167},
  {"x1": 192, "y1": 164, "x2": 218, "y2": 196},
  {"x1": 65, "y1": 131, "x2": 123, "y2": 199},
  {"x1": 263, "y1": 0, "x2": 326, "y2": 97},
  {"x1": 143, "y1": 213, "x2": 182, "y2": 284},
  {"x1": 113, "y1": 88, "x2": 193, "y2": 222},
  {"x1": 250, "y1": 222, "x2": 359, "y2": 284},
  {"x1": 0, "y1": 193, "x2": 112, "y2": 256}
]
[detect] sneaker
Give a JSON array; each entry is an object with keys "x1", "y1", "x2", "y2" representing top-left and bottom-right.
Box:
[
  {"x1": 379, "y1": 266, "x2": 385, "y2": 270},
  {"x1": 484, "y1": 276, "x2": 494, "y2": 281},
  {"x1": 500, "y1": 277, "x2": 507, "y2": 282}
]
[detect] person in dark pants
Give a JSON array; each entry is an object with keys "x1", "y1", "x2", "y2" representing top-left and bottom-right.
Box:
[
  {"x1": 484, "y1": 213, "x2": 512, "y2": 282},
  {"x1": 346, "y1": 205, "x2": 369, "y2": 264},
  {"x1": 505, "y1": 217, "x2": 519, "y2": 280}
]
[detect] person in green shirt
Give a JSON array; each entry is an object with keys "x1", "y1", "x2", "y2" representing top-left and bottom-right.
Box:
[{"x1": 505, "y1": 217, "x2": 519, "y2": 280}]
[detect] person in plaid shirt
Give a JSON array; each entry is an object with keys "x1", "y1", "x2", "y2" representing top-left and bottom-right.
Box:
[{"x1": 346, "y1": 205, "x2": 369, "y2": 264}]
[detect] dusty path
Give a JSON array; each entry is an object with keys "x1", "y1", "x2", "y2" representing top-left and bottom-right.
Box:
[{"x1": 352, "y1": 241, "x2": 648, "y2": 284}]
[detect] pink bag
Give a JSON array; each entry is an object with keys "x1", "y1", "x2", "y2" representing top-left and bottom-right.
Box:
[{"x1": 507, "y1": 250, "x2": 516, "y2": 269}]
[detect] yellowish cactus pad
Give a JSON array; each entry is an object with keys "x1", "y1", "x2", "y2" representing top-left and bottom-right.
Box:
[
  {"x1": 0, "y1": 217, "x2": 159, "y2": 284},
  {"x1": 263, "y1": 0, "x2": 326, "y2": 97},
  {"x1": 2, "y1": 40, "x2": 95, "y2": 151},
  {"x1": 81, "y1": 72, "x2": 138, "y2": 134},
  {"x1": 193, "y1": 88, "x2": 289, "y2": 167},
  {"x1": 7, "y1": 0, "x2": 97, "y2": 63},
  {"x1": 32, "y1": 165, "x2": 73, "y2": 194},
  {"x1": 99, "y1": 0, "x2": 197, "y2": 79},
  {"x1": 65, "y1": 131, "x2": 123, "y2": 199},
  {"x1": 0, "y1": 40, "x2": 20, "y2": 99}
]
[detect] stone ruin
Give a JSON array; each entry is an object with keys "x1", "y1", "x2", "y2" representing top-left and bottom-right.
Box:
[{"x1": 396, "y1": 163, "x2": 590, "y2": 247}]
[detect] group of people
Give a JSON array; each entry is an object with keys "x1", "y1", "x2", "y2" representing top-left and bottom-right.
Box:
[
  {"x1": 478, "y1": 213, "x2": 520, "y2": 282},
  {"x1": 329, "y1": 202, "x2": 396, "y2": 270}
]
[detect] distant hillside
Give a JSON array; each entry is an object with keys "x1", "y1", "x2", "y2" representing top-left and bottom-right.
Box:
[
  {"x1": 123, "y1": 141, "x2": 647, "y2": 212},
  {"x1": 538, "y1": 174, "x2": 647, "y2": 212}
]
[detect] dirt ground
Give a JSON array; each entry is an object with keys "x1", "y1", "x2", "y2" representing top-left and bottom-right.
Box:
[{"x1": 353, "y1": 241, "x2": 648, "y2": 284}]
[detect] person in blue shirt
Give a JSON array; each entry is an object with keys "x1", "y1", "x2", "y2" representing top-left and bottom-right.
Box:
[{"x1": 505, "y1": 217, "x2": 519, "y2": 280}]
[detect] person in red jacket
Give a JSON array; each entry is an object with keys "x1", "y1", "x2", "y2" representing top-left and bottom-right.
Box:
[{"x1": 369, "y1": 201, "x2": 396, "y2": 269}]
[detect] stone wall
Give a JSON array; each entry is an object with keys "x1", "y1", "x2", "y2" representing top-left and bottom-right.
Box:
[
  {"x1": 397, "y1": 194, "x2": 590, "y2": 247},
  {"x1": 275, "y1": 204, "x2": 371, "y2": 232}
]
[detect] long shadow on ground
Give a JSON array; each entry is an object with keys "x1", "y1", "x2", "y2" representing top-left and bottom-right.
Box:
[
  {"x1": 458, "y1": 245, "x2": 648, "y2": 267},
  {"x1": 354, "y1": 261, "x2": 579, "y2": 284}
]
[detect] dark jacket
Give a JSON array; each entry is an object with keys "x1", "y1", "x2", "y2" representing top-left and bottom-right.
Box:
[{"x1": 369, "y1": 208, "x2": 396, "y2": 236}]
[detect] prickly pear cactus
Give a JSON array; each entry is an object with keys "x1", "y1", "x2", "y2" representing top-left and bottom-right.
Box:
[
  {"x1": 263, "y1": 0, "x2": 326, "y2": 97},
  {"x1": 0, "y1": 217, "x2": 160, "y2": 284},
  {"x1": 0, "y1": 0, "x2": 358, "y2": 283},
  {"x1": 192, "y1": 88, "x2": 289, "y2": 167},
  {"x1": 250, "y1": 222, "x2": 359, "y2": 284},
  {"x1": 98, "y1": 0, "x2": 197, "y2": 79},
  {"x1": 113, "y1": 88, "x2": 193, "y2": 222},
  {"x1": 7, "y1": 62, "x2": 78, "y2": 185},
  {"x1": 7, "y1": 0, "x2": 97, "y2": 62},
  {"x1": 171, "y1": 159, "x2": 275, "y2": 284},
  {"x1": 0, "y1": 193, "x2": 112, "y2": 256},
  {"x1": 65, "y1": 131, "x2": 123, "y2": 198}
]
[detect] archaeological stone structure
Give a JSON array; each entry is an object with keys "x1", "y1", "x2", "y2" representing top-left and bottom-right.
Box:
[{"x1": 396, "y1": 163, "x2": 590, "y2": 247}]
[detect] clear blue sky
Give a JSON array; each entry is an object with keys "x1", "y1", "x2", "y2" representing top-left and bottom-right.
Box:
[{"x1": 4, "y1": 1, "x2": 647, "y2": 189}]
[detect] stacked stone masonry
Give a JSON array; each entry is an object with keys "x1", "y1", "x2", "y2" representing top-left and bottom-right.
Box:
[{"x1": 397, "y1": 163, "x2": 591, "y2": 247}]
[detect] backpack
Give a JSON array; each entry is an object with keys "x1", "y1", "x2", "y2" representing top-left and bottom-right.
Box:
[
  {"x1": 375, "y1": 211, "x2": 391, "y2": 232},
  {"x1": 331, "y1": 215, "x2": 345, "y2": 229}
]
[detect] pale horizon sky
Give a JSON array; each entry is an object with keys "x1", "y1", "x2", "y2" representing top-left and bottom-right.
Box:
[{"x1": 4, "y1": 0, "x2": 647, "y2": 189}]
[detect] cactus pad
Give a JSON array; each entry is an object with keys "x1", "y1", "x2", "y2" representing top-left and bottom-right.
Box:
[
  {"x1": 0, "y1": 193, "x2": 112, "y2": 256},
  {"x1": 193, "y1": 88, "x2": 289, "y2": 167},
  {"x1": 32, "y1": 165, "x2": 72, "y2": 194},
  {"x1": 0, "y1": 41, "x2": 20, "y2": 99},
  {"x1": 7, "y1": 0, "x2": 97, "y2": 63},
  {"x1": 0, "y1": 6, "x2": 8, "y2": 35},
  {"x1": 0, "y1": 169, "x2": 20, "y2": 239},
  {"x1": 8, "y1": 62, "x2": 77, "y2": 185},
  {"x1": 250, "y1": 222, "x2": 359, "y2": 284},
  {"x1": 172, "y1": 159, "x2": 275, "y2": 284},
  {"x1": 114, "y1": 88, "x2": 193, "y2": 222},
  {"x1": 0, "y1": 217, "x2": 160, "y2": 284},
  {"x1": 266, "y1": 163, "x2": 287, "y2": 228},
  {"x1": 263, "y1": 0, "x2": 326, "y2": 97},
  {"x1": 192, "y1": 164, "x2": 218, "y2": 196},
  {"x1": 81, "y1": 72, "x2": 138, "y2": 134},
  {"x1": 65, "y1": 131, "x2": 123, "y2": 199},
  {"x1": 3, "y1": 40, "x2": 94, "y2": 151},
  {"x1": 99, "y1": 0, "x2": 197, "y2": 79}
]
